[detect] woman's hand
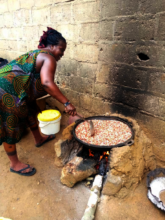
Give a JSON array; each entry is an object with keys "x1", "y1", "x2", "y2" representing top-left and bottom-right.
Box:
[{"x1": 65, "y1": 103, "x2": 77, "y2": 116}]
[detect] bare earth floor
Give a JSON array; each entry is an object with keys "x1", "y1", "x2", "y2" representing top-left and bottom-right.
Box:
[{"x1": 0, "y1": 127, "x2": 165, "y2": 220}]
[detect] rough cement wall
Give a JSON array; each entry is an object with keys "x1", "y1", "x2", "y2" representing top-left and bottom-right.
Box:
[{"x1": 0, "y1": 0, "x2": 165, "y2": 140}]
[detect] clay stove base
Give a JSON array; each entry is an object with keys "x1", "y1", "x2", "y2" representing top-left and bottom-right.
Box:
[{"x1": 55, "y1": 114, "x2": 156, "y2": 198}]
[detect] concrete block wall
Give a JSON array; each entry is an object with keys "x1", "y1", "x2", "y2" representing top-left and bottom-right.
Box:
[{"x1": 0, "y1": 0, "x2": 165, "y2": 140}]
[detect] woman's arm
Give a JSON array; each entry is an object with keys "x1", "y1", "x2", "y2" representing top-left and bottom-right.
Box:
[
  {"x1": 40, "y1": 55, "x2": 76, "y2": 115},
  {"x1": 40, "y1": 56, "x2": 67, "y2": 103}
]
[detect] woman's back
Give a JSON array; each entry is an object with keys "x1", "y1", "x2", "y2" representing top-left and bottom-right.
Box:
[{"x1": 0, "y1": 49, "x2": 54, "y2": 144}]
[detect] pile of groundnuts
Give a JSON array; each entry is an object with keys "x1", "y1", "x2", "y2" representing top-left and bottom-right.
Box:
[{"x1": 75, "y1": 120, "x2": 132, "y2": 146}]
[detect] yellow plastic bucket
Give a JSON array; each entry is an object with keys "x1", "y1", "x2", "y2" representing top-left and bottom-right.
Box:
[{"x1": 37, "y1": 110, "x2": 61, "y2": 135}]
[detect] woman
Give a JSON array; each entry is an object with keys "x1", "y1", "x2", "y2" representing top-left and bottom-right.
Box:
[{"x1": 0, "y1": 27, "x2": 76, "y2": 176}]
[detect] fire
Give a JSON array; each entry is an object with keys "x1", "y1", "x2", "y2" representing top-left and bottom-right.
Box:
[
  {"x1": 88, "y1": 150, "x2": 110, "y2": 172},
  {"x1": 88, "y1": 149, "x2": 110, "y2": 161},
  {"x1": 99, "y1": 151, "x2": 109, "y2": 161},
  {"x1": 89, "y1": 149, "x2": 94, "y2": 157}
]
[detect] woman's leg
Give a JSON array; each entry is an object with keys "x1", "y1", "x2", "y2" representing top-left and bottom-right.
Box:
[
  {"x1": 30, "y1": 122, "x2": 55, "y2": 146},
  {"x1": 27, "y1": 103, "x2": 55, "y2": 146},
  {"x1": 3, "y1": 142, "x2": 33, "y2": 173}
]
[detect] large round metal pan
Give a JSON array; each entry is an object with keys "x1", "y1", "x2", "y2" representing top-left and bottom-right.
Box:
[{"x1": 72, "y1": 116, "x2": 134, "y2": 151}]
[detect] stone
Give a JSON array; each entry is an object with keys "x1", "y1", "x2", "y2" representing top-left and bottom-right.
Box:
[
  {"x1": 8, "y1": 40, "x2": 17, "y2": 51},
  {"x1": 55, "y1": 75, "x2": 70, "y2": 89},
  {"x1": 79, "y1": 95, "x2": 106, "y2": 114},
  {"x1": 8, "y1": 0, "x2": 20, "y2": 11},
  {"x1": 100, "y1": 0, "x2": 139, "y2": 18},
  {"x1": 51, "y1": 3, "x2": 72, "y2": 23},
  {"x1": 34, "y1": 0, "x2": 52, "y2": 7},
  {"x1": 60, "y1": 156, "x2": 97, "y2": 187},
  {"x1": 0, "y1": 15, "x2": 4, "y2": 28},
  {"x1": 141, "y1": 95, "x2": 160, "y2": 116},
  {"x1": 99, "y1": 42, "x2": 165, "y2": 68},
  {"x1": 32, "y1": 8, "x2": 50, "y2": 25},
  {"x1": 73, "y1": 2, "x2": 99, "y2": 23},
  {"x1": 136, "y1": 45, "x2": 165, "y2": 68},
  {"x1": 147, "y1": 71, "x2": 165, "y2": 95},
  {"x1": 102, "y1": 173, "x2": 122, "y2": 196},
  {"x1": 79, "y1": 95, "x2": 93, "y2": 112},
  {"x1": 20, "y1": 0, "x2": 34, "y2": 9},
  {"x1": 21, "y1": 9, "x2": 31, "y2": 25},
  {"x1": 10, "y1": 28, "x2": 23, "y2": 41},
  {"x1": 120, "y1": 89, "x2": 144, "y2": 109},
  {"x1": 23, "y1": 27, "x2": 39, "y2": 41},
  {"x1": 0, "y1": 40, "x2": 7, "y2": 50},
  {"x1": 0, "y1": 0, "x2": 8, "y2": 14},
  {"x1": 17, "y1": 41, "x2": 27, "y2": 52},
  {"x1": 4, "y1": 13, "x2": 13, "y2": 27},
  {"x1": 27, "y1": 40, "x2": 38, "y2": 52},
  {"x1": 13, "y1": 10, "x2": 22, "y2": 27},
  {"x1": 94, "y1": 83, "x2": 113, "y2": 100},
  {"x1": 76, "y1": 44, "x2": 99, "y2": 63},
  {"x1": 96, "y1": 63, "x2": 111, "y2": 84},
  {"x1": 57, "y1": 24, "x2": 79, "y2": 42},
  {"x1": 137, "y1": 112, "x2": 165, "y2": 142},
  {"x1": 139, "y1": 0, "x2": 165, "y2": 14},
  {"x1": 79, "y1": 23, "x2": 100, "y2": 43},
  {"x1": 100, "y1": 20, "x2": 114, "y2": 41},
  {"x1": 78, "y1": 62, "x2": 97, "y2": 79},
  {"x1": 90, "y1": 98, "x2": 107, "y2": 114},
  {"x1": 56, "y1": 58, "x2": 78, "y2": 77},
  {"x1": 109, "y1": 64, "x2": 148, "y2": 91},
  {"x1": 114, "y1": 15, "x2": 155, "y2": 41},
  {"x1": 0, "y1": 28, "x2": 11, "y2": 40},
  {"x1": 69, "y1": 76, "x2": 94, "y2": 94},
  {"x1": 159, "y1": 98, "x2": 165, "y2": 119},
  {"x1": 98, "y1": 43, "x2": 135, "y2": 65}
]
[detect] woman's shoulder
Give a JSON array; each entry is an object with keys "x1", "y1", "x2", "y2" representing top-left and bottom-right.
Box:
[{"x1": 35, "y1": 49, "x2": 55, "y2": 58}]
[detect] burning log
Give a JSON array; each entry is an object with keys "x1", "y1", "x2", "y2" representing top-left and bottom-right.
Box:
[
  {"x1": 54, "y1": 139, "x2": 82, "y2": 167},
  {"x1": 60, "y1": 156, "x2": 97, "y2": 187},
  {"x1": 81, "y1": 175, "x2": 103, "y2": 220}
]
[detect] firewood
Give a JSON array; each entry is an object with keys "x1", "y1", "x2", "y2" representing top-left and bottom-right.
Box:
[
  {"x1": 81, "y1": 175, "x2": 103, "y2": 220},
  {"x1": 61, "y1": 156, "x2": 97, "y2": 188}
]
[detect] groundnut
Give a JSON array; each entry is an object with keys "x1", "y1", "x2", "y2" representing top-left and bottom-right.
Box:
[{"x1": 75, "y1": 120, "x2": 132, "y2": 146}]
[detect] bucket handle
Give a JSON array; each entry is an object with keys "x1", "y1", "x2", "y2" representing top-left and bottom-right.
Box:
[{"x1": 39, "y1": 122, "x2": 51, "y2": 128}]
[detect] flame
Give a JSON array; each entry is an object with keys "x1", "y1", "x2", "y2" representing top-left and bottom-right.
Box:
[
  {"x1": 89, "y1": 149, "x2": 94, "y2": 157},
  {"x1": 99, "y1": 151, "x2": 110, "y2": 161},
  {"x1": 104, "y1": 151, "x2": 109, "y2": 155},
  {"x1": 88, "y1": 149, "x2": 110, "y2": 161}
]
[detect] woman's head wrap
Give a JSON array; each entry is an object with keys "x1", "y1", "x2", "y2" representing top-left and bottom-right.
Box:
[{"x1": 38, "y1": 27, "x2": 66, "y2": 49}]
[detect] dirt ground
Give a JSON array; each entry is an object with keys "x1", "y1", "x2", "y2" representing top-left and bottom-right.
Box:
[{"x1": 0, "y1": 126, "x2": 165, "y2": 220}]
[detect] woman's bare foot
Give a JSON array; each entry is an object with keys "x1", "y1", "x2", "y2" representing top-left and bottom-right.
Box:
[
  {"x1": 30, "y1": 126, "x2": 55, "y2": 147},
  {"x1": 35, "y1": 135, "x2": 55, "y2": 147}
]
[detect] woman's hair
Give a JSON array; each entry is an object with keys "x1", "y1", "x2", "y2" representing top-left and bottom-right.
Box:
[{"x1": 38, "y1": 27, "x2": 66, "y2": 49}]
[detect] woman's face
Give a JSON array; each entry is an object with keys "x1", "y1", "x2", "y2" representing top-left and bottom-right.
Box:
[{"x1": 52, "y1": 40, "x2": 67, "y2": 61}]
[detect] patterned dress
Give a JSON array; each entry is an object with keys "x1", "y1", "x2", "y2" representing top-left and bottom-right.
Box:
[{"x1": 0, "y1": 49, "x2": 53, "y2": 145}]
